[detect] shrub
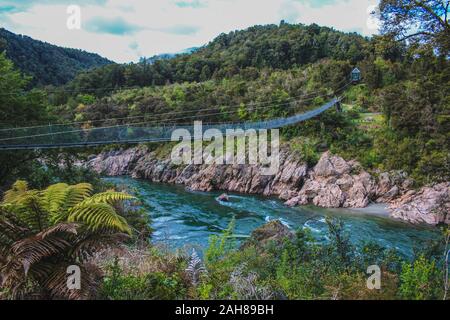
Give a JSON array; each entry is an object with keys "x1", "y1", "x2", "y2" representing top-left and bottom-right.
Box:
[
  {"x1": 100, "y1": 258, "x2": 186, "y2": 300},
  {"x1": 289, "y1": 137, "x2": 320, "y2": 166},
  {"x1": 399, "y1": 255, "x2": 443, "y2": 300},
  {"x1": 205, "y1": 218, "x2": 236, "y2": 266}
]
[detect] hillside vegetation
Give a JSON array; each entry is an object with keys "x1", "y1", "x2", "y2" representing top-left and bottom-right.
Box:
[
  {"x1": 0, "y1": 0, "x2": 449, "y2": 300},
  {"x1": 57, "y1": 23, "x2": 367, "y2": 97},
  {"x1": 0, "y1": 28, "x2": 112, "y2": 86},
  {"x1": 43, "y1": 23, "x2": 449, "y2": 187}
]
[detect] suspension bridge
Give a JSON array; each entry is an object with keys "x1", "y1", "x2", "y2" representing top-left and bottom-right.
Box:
[
  {"x1": 0, "y1": 73, "x2": 358, "y2": 151},
  {"x1": 0, "y1": 96, "x2": 343, "y2": 151}
]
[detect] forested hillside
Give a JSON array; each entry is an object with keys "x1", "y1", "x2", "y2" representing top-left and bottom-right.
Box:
[
  {"x1": 41, "y1": 22, "x2": 447, "y2": 187},
  {"x1": 0, "y1": 0, "x2": 449, "y2": 301},
  {"x1": 0, "y1": 28, "x2": 112, "y2": 86},
  {"x1": 61, "y1": 23, "x2": 368, "y2": 96}
]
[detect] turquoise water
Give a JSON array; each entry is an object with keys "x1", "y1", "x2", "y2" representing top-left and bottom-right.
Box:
[{"x1": 106, "y1": 177, "x2": 440, "y2": 258}]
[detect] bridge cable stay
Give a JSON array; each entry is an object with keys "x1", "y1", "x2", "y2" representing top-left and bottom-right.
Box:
[
  {"x1": 0, "y1": 78, "x2": 349, "y2": 131},
  {"x1": 0, "y1": 79, "x2": 350, "y2": 139},
  {"x1": 0, "y1": 81, "x2": 351, "y2": 150},
  {"x1": 0, "y1": 87, "x2": 347, "y2": 141},
  {"x1": 0, "y1": 91, "x2": 327, "y2": 135}
]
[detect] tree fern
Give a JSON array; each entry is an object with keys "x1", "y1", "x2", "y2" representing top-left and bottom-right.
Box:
[
  {"x1": 79, "y1": 191, "x2": 135, "y2": 205},
  {"x1": 42, "y1": 183, "x2": 92, "y2": 223},
  {"x1": 0, "y1": 180, "x2": 135, "y2": 299},
  {"x1": 68, "y1": 202, "x2": 132, "y2": 234},
  {"x1": 2, "y1": 180, "x2": 29, "y2": 203}
]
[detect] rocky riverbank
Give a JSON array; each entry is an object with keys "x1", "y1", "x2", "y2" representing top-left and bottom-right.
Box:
[{"x1": 84, "y1": 146, "x2": 449, "y2": 225}]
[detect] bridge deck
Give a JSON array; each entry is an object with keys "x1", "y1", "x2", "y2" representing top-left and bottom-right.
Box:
[{"x1": 0, "y1": 98, "x2": 340, "y2": 150}]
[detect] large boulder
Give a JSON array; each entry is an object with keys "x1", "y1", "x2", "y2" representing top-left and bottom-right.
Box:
[
  {"x1": 242, "y1": 220, "x2": 293, "y2": 250},
  {"x1": 342, "y1": 171, "x2": 376, "y2": 208},
  {"x1": 313, "y1": 151, "x2": 351, "y2": 177},
  {"x1": 375, "y1": 171, "x2": 410, "y2": 203},
  {"x1": 85, "y1": 147, "x2": 147, "y2": 176},
  {"x1": 217, "y1": 193, "x2": 229, "y2": 202},
  {"x1": 285, "y1": 152, "x2": 375, "y2": 208},
  {"x1": 313, "y1": 183, "x2": 346, "y2": 207},
  {"x1": 389, "y1": 182, "x2": 450, "y2": 225},
  {"x1": 264, "y1": 155, "x2": 308, "y2": 198}
]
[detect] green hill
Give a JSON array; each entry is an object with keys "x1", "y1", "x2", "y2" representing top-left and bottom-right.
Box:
[
  {"x1": 65, "y1": 23, "x2": 369, "y2": 95},
  {"x1": 0, "y1": 28, "x2": 112, "y2": 86}
]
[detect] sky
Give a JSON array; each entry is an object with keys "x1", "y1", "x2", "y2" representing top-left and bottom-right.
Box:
[{"x1": 0, "y1": 0, "x2": 381, "y2": 63}]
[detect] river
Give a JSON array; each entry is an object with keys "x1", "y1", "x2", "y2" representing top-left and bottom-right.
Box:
[{"x1": 106, "y1": 176, "x2": 440, "y2": 258}]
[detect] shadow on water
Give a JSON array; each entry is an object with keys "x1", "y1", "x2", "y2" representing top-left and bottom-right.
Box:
[{"x1": 105, "y1": 177, "x2": 440, "y2": 258}]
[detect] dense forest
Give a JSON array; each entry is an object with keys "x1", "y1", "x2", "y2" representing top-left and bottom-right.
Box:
[
  {"x1": 0, "y1": 12, "x2": 448, "y2": 190},
  {"x1": 42, "y1": 22, "x2": 448, "y2": 187},
  {"x1": 0, "y1": 28, "x2": 112, "y2": 86},
  {"x1": 0, "y1": 0, "x2": 449, "y2": 301},
  {"x1": 55, "y1": 23, "x2": 368, "y2": 98}
]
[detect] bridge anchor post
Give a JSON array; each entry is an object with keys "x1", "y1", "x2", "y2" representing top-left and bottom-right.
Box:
[{"x1": 335, "y1": 97, "x2": 342, "y2": 112}]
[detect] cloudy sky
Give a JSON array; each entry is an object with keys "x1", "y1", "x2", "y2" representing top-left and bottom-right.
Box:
[{"x1": 0, "y1": 0, "x2": 380, "y2": 63}]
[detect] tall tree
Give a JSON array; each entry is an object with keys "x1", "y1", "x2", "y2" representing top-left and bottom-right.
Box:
[
  {"x1": 379, "y1": 0, "x2": 450, "y2": 54},
  {"x1": 0, "y1": 53, "x2": 49, "y2": 190}
]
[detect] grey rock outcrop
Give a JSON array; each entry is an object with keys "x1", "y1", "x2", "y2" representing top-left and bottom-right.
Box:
[
  {"x1": 86, "y1": 147, "x2": 147, "y2": 176},
  {"x1": 84, "y1": 147, "x2": 449, "y2": 225},
  {"x1": 242, "y1": 220, "x2": 294, "y2": 250},
  {"x1": 285, "y1": 152, "x2": 375, "y2": 208},
  {"x1": 389, "y1": 183, "x2": 450, "y2": 225}
]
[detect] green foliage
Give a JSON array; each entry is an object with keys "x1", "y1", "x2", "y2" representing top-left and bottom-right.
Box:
[
  {"x1": 0, "y1": 180, "x2": 136, "y2": 299},
  {"x1": 205, "y1": 218, "x2": 236, "y2": 265},
  {"x1": 21, "y1": 151, "x2": 106, "y2": 192},
  {"x1": 62, "y1": 63, "x2": 340, "y2": 128},
  {"x1": 100, "y1": 258, "x2": 186, "y2": 300},
  {"x1": 62, "y1": 23, "x2": 368, "y2": 99},
  {"x1": 0, "y1": 52, "x2": 51, "y2": 190},
  {"x1": 378, "y1": 0, "x2": 450, "y2": 54},
  {"x1": 345, "y1": 84, "x2": 371, "y2": 111},
  {"x1": 191, "y1": 218, "x2": 434, "y2": 300},
  {"x1": 0, "y1": 28, "x2": 111, "y2": 86},
  {"x1": 289, "y1": 137, "x2": 320, "y2": 166},
  {"x1": 325, "y1": 217, "x2": 354, "y2": 269},
  {"x1": 399, "y1": 255, "x2": 443, "y2": 300},
  {"x1": 366, "y1": 129, "x2": 449, "y2": 185}
]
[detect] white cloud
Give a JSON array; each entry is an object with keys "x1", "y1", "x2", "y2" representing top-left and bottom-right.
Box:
[{"x1": 0, "y1": 0, "x2": 380, "y2": 63}]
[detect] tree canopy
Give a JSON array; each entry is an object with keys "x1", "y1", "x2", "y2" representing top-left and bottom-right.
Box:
[
  {"x1": 379, "y1": 0, "x2": 450, "y2": 54},
  {"x1": 0, "y1": 28, "x2": 112, "y2": 86}
]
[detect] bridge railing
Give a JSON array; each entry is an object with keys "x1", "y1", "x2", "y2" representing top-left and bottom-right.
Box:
[{"x1": 0, "y1": 98, "x2": 339, "y2": 150}]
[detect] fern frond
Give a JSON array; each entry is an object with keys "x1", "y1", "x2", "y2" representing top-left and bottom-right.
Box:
[
  {"x1": 186, "y1": 249, "x2": 206, "y2": 286},
  {"x1": 12, "y1": 191, "x2": 50, "y2": 232},
  {"x1": 68, "y1": 203, "x2": 131, "y2": 234},
  {"x1": 6, "y1": 230, "x2": 74, "y2": 276},
  {"x1": 43, "y1": 183, "x2": 93, "y2": 224},
  {"x1": 39, "y1": 222, "x2": 78, "y2": 238},
  {"x1": 2, "y1": 180, "x2": 29, "y2": 203},
  {"x1": 42, "y1": 263, "x2": 102, "y2": 300},
  {"x1": 80, "y1": 191, "x2": 135, "y2": 205},
  {"x1": 63, "y1": 183, "x2": 93, "y2": 209},
  {"x1": 71, "y1": 231, "x2": 129, "y2": 261},
  {"x1": 40, "y1": 183, "x2": 69, "y2": 216}
]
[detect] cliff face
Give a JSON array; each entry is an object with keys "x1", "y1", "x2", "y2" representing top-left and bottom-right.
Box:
[
  {"x1": 85, "y1": 147, "x2": 449, "y2": 225},
  {"x1": 389, "y1": 183, "x2": 450, "y2": 225}
]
